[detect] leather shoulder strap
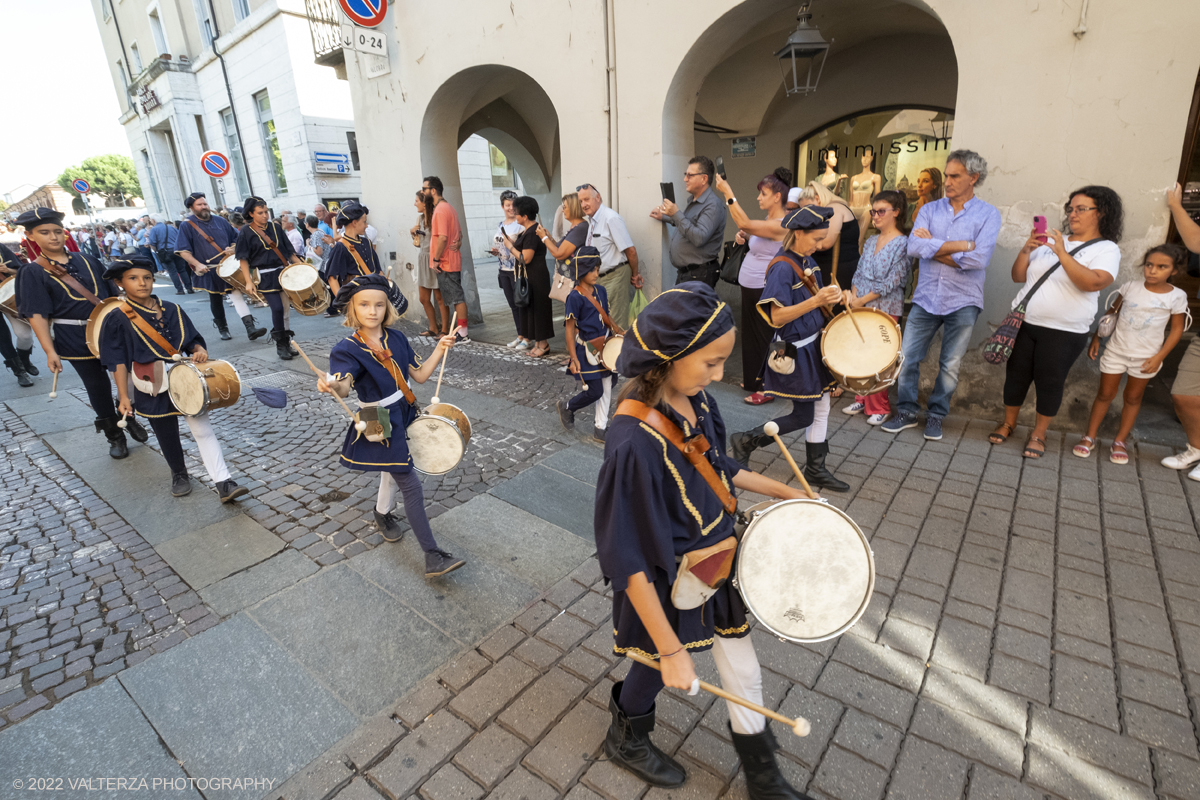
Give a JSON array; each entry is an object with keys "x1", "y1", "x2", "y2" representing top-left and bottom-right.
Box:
[
  {"x1": 615, "y1": 399, "x2": 738, "y2": 516},
  {"x1": 577, "y1": 288, "x2": 621, "y2": 335},
  {"x1": 254, "y1": 224, "x2": 290, "y2": 267},
  {"x1": 186, "y1": 219, "x2": 223, "y2": 263},
  {"x1": 38, "y1": 257, "x2": 102, "y2": 306},
  {"x1": 345, "y1": 241, "x2": 376, "y2": 276},
  {"x1": 121, "y1": 302, "x2": 179, "y2": 357},
  {"x1": 353, "y1": 331, "x2": 416, "y2": 405}
]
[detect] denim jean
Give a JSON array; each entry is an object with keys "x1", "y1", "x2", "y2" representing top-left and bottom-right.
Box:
[{"x1": 896, "y1": 302, "x2": 981, "y2": 419}]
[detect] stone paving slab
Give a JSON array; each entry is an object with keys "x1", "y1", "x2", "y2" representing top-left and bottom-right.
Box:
[
  {"x1": 490, "y1": 465, "x2": 597, "y2": 541},
  {"x1": 155, "y1": 514, "x2": 283, "y2": 590},
  {"x1": 199, "y1": 549, "x2": 320, "y2": 618}
]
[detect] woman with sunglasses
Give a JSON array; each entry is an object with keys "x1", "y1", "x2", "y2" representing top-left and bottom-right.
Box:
[
  {"x1": 989, "y1": 186, "x2": 1123, "y2": 458},
  {"x1": 841, "y1": 191, "x2": 911, "y2": 425}
]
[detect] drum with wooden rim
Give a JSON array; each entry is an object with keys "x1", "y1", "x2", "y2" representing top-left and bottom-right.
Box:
[
  {"x1": 216, "y1": 257, "x2": 260, "y2": 295},
  {"x1": 279, "y1": 264, "x2": 330, "y2": 315},
  {"x1": 0, "y1": 277, "x2": 18, "y2": 319},
  {"x1": 820, "y1": 308, "x2": 903, "y2": 396},
  {"x1": 168, "y1": 360, "x2": 242, "y2": 416},
  {"x1": 85, "y1": 298, "x2": 126, "y2": 357},
  {"x1": 408, "y1": 402, "x2": 471, "y2": 475}
]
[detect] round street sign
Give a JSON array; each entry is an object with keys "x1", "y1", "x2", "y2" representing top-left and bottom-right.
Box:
[
  {"x1": 72, "y1": 179, "x2": 91, "y2": 194},
  {"x1": 338, "y1": 0, "x2": 387, "y2": 27},
  {"x1": 200, "y1": 151, "x2": 231, "y2": 178}
]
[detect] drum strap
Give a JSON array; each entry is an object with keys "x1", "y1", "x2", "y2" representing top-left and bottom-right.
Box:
[
  {"x1": 615, "y1": 399, "x2": 738, "y2": 516},
  {"x1": 121, "y1": 302, "x2": 179, "y2": 357},
  {"x1": 352, "y1": 331, "x2": 416, "y2": 406},
  {"x1": 344, "y1": 239, "x2": 376, "y2": 276},
  {"x1": 251, "y1": 224, "x2": 291, "y2": 268},
  {"x1": 185, "y1": 220, "x2": 224, "y2": 263},
  {"x1": 768, "y1": 253, "x2": 833, "y2": 321},
  {"x1": 37, "y1": 257, "x2": 102, "y2": 307},
  {"x1": 576, "y1": 287, "x2": 622, "y2": 336}
]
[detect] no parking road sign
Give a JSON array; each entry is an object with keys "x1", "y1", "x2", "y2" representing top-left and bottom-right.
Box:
[
  {"x1": 71, "y1": 179, "x2": 90, "y2": 194},
  {"x1": 201, "y1": 151, "x2": 231, "y2": 178},
  {"x1": 339, "y1": 0, "x2": 387, "y2": 27}
]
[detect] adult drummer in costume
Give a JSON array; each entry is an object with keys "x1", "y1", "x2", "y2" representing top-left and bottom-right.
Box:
[
  {"x1": 728, "y1": 206, "x2": 849, "y2": 492},
  {"x1": 13, "y1": 208, "x2": 147, "y2": 458},
  {"x1": 98, "y1": 256, "x2": 249, "y2": 502},
  {"x1": 0, "y1": 241, "x2": 39, "y2": 387},
  {"x1": 596, "y1": 283, "x2": 815, "y2": 798},
  {"x1": 317, "y1": 274, "x2": 466, "y2": 579},
  {"x1": 175, "y1": 192, "x2": 268, "y2": 343},
  {"x1": 234, "y1": 196, "x2": 304, "y2": 360},
  {"x1": 324, "y1": 200, "x2": 380, "y2": 296}
]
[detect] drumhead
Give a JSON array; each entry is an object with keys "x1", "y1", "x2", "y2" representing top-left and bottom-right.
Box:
[
  {"x1": 736, "y1": 499, "x2": 875, "y2": 643},
  {"x1": 0, "y1": 278, "x2": 14, "y2": 304},
  {"x1": 424, "y1": 403, "x2": 472, "y2": 444},
  {"x1": 408, "y1": 414, "x2": 466, "y2": 475},
  {"x1": 85, "y1": 298, "x2": 126, "y2": 357},
  {"x1": 280, "y1": 263, "x2": 319, "y2": 290},
  {"x1": 216, "y1": 257, "x2": 241, "y2": 278},
  {"x1": 822, "y1": 310, "x2": 900, "y2": 377},
  {"x1": 168, "y1": 362, "x2": 206, "y2": 416},
  {"x1": 601, "y1": 335, "x2": 624, "y2": 370}
]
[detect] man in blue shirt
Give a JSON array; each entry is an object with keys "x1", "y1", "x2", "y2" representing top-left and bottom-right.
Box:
[
  {"x1": 882, "y1": 150, "x2": 1002, "y2": 441},
  {"x1": 147, "y1": 213, "x2": 195, "y2": 295}
]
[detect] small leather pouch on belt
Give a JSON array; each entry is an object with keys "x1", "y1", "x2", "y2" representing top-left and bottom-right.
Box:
[
  {"x1": 582, "y1": 334, "x2": 607, "y2": 365},
  {"x1": 671, "y1": 536, "x2": 737, "y2": 610},
  {"x1": 767, "y1": 339, "x2": 798, "y2": 375}
]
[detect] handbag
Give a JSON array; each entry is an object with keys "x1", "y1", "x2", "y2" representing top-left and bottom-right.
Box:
[
  {"x1": 549, "y1": 268, "x2": 574, "y2": 302},
  {"x1": 512, "y1": 262, "x2": 531, "y2": 308},
  {"x1": 766, "y1": 340, "x2": 798, "y2": 374},
  {"x1": 983, "y1": 239, "x2": 1102, "y2": 365},
  {"x1": 1096, "y1": 293, "x2": 1122, "y2": 338},
  {"x1": 719, "y1": 242, "x2": 749, "y2": 285}
]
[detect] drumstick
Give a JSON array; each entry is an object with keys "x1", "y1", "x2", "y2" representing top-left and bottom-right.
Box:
[
  {"x1": 763, "y1": 421, "x2": 818, "y2": 499},
  {"x1": 49, "y1": 371, "x2": 58, "y2": 399},
  {"x1": 825, "y1": 272, "x2": 865, "y2": 342},
  {"x1": 624, "y1": 651, "x2": 811, "y2": 737},
  {"x1": 798, "y1": 269, "x2": 834, "y2": 320},
  {"x1": 291, "y1": 341, "x2": 366, "y2": 431},
  {"x1": 431, "y1": 312, "x2": 456, "y2": 405}
]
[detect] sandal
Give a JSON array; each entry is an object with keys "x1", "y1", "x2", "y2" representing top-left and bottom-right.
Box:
[
  {"x1": 831, "y1": 387, "x2": 845, "y2": 399},
  {"x1": 1110, "y1": 440, "x2": 1129, "y2": 465},
  {"x1": 1072, "y1": 436, "x2": 1095, "y2": 458},
  {"x1": 419, "y1": 329, "x2": 438, "y2": 337},
  {"x1": 1023, "y1": 436, "x2": 1046, "y2": 459},
  {"x1": 744, "y1": 392, "x2": 775, "y2": 405},
  {"x1": 988, "y1": 422, "x2": 1014, "y2": 445},
  {"x1": 529, "y1": 345, "x2": 548, "y2": 358}
]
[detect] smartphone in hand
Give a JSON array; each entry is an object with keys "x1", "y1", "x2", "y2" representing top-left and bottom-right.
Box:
[
  {"x1": 1033, "y1": 215, "x2": 1047, "y2": 243},
  {"x1": 660, "y1": 182, "x2": 675, "y2": 204},
  {"x1": 715, "y1": 156, "x2": 727, "y2": 180}
]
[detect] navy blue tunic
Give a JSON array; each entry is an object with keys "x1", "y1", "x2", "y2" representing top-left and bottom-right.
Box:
[
  {"x1": 14, "y1": 253, "x2": 115, "y2": 360},
  {"x1": 565, "y1": 285, "x2": 612, "y2": 379},
  {"x1": 329, "y1": 329, "x2": 422, "y2": 473},
  {"x1": 176, "y1": 215, "x2": 240, "y2": 294},
  {"x1": 756, "y1": 251, "x2": 836, "y2": 400},
  {"x1": 99, "y1": 298, "x2": 205, "y2": 418},
  {"x1": 595, "y1": 391, "x2": 749, "y2": 659},
  {"x1": 233, "y1": 221, "x2": 296, "y2": 293},
  {"x1": 324, "y1": 233, "x2": 381, "y2": 283}
]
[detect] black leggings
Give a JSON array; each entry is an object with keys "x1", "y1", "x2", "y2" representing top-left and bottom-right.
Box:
[
  {"x1": 1003, "y1": 322, "x2": 1089, "y2": 417},
  {"x1": 208, "y1": 292, "x2": 227, "y2": 328},
  {"x1": 618, "y1": 662, "x2": 665, "y2": 716},
  {"x1": 148, "y1": 415, "x2": 187, "y2": 474},
  {"x1": 265, "y1": 292, "x2": 286, "y2": 332},
  {"x1": 497, "y1": 271, "x2": 522, "y2": 334},
  {"x1": 71, "y1": 358, "x2": 118, "y2": 417},
  {"x1": 740, "y1": 286, "x2": 773, "y2": 393},
  {"x1": 771, "y1": 400, "x2": 816, "y2": 436},
  {"x1": 0, "y1": 318, "x2": 16, "y2": 363}
]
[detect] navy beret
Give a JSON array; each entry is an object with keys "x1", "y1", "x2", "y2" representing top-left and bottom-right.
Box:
[
  {"x1": 16, "y1": 207, "x2": 64, "y2": 229},
  {"x1": 617, "y1": 282, "x2": 735, "y2": 378},
  {"x1": 103, "y1": 255, "x2": 158, "y2": 280},
  {"x1": 781, "y1": 205, "x2": 834, "y2": 230},
  {"x1": 336, "y1": 200, "x2": 369, "y2": 227}
]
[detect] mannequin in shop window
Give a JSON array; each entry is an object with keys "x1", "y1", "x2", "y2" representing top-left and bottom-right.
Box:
[
  {"x1": 850, "y1": 152, "x2": 882, "y2": 218},
  {"x1": 818, "y1": 149, "x2": 847, "y2": 198}
]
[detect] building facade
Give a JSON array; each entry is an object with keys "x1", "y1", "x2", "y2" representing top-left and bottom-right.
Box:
[
  {"x1": 91, "y1": 0, "x2": 360, "y2": 220},
  {"x1": 5, "y1": 184, "x2": 77, "y2": 218}
]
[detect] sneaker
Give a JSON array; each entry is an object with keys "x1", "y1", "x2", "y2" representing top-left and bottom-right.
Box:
[
  {"x1": 515, "y1": 340, "x2": 530, "y2": 350},
  {"x1": 171, "y1": 472, "x2": 192, "y2": 497},
  {"x1": 866, "y1": 414, "x2": 887, "y2": 426},
  {"x1": 842, "y1": 401, "x2": 866, "y2": 416},
  {"x1": 425, "y1": 549, "x2": 466, "y2": 578},
  {"x1": 1189, "y1": 463, "x2": 1200, "y2": 483},
  {"x1": 506, "y1": 337, "x2": 522, "y2": 348},
  {"x1": 881, "y1": 412, "x2": 918, "y2": 434},
  {"x1": 924, "y1": 416, "x2": 944, "y2": 441},
  {"x1": 593, "y1": 426, "x2": 606, "y2": 444},
  {"x1": 1162, "y1": 445, "x2": 1200, "y2": 470},
  {"x1": 374, "y1": 509, "x2": 405, "y2": 543},
  {"x1": 217, "y1": 480, "x2": 249, "y2": 503},
  {"x1": 556, "y1": 399, "x2": 575, "y2": 432},
  {"x1": 453, "y1": 331, "x2": 471, "y2": 345}
]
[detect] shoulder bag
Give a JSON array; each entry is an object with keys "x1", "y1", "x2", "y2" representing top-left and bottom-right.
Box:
[
  {"x1": 719, "y1": 241, "x2": 749, "y2": 285},
  {"x1": 983, "y1": 238, "x2": 1102, "y2": 365}
]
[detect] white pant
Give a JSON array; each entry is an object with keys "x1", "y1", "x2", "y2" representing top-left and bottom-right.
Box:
[
  {"x1": 595, "y1": 375, "x2": 613, "y2": 430},
  {"x1": 184, "y1": 410, "x2": 231, "y2": 482},
  {"x1": 806, "y1": 392, "x2": 830, "y2": 443},
  {"x1": 711, "y1": 635, "x2": 766, "y2": 735},
  {"x1": 229, "y1": 290, "x2": 251, "y2": 317},
  {"x1": 377, "y1": 472, "x2": 395, "y2": 513},
  {"x1": 10, "y1": 317, "x2": 33, "y2": 350}
]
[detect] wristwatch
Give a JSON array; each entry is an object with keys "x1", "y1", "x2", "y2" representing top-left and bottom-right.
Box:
[{"x1": 727, "y1": 197, "x2": 736, "y2": 206}]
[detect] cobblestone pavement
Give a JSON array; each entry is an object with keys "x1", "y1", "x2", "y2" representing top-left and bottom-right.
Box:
[
  {"x1": 277, "y1": 405, "x2": 1200, "y2": 800},
  {"x1": 0, "y1": 412, "x2": 218, "y2": 728}
]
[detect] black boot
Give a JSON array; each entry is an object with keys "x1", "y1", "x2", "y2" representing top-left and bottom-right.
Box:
[
  {"x1": 730, "y1": 726, "x2": 812, "y2": 799},
  {"x1": 215, "y1": 322, "x2": 232, "y2": 341},
  {"x1": 604, "y1": 682, "x2": 687, "y2": 788},
  {"x1": 803, "y1": 441, "x2": 849, "y2": 492},
  {"x1": 272, "y1": 330, "x2": 295, "y2": 360},
  {"x1": 241, "y1": 314, "x2": 268, "y2": 341},
  {"x1": 5, "y1": 358, "x2": 33, "y2": 387},
  {"x1": 122, "y1": 414, "x2": 149, "y2": 444},
  {"x1": 730, "y1": 426, "x2": 774, "y2": 468},
  {"x1": 17, "y1": 348, "x2": 39, "y2": 376},
  {"x1": 95, "y1": 416, "x2": 128, "y2": 459},
  {"x1": 285, "y1": 330, "x2": 299, "y2": 357}
]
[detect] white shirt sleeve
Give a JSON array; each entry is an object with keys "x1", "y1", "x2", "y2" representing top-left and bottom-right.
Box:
[
  {"x1": 1171, "y1": 287, "x2": 1190, "y2": 315},
  {"x1": 1082, "y1": 241, "x2": 1121, "y2": 278},
  {"x1": 606, "y1": 212, "x2": 634, "y2": 252}
]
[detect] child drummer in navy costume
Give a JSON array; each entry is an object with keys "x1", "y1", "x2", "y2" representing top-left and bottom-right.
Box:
[
  {"x1": 557, "y1": 246, "x2": 618, "y2": 443},
  {"x1": 14, "y1": 207, "x2": 147, "y2": 459},
  {"x1": 324, "y1": 201, "x2": 380, "y2": 296},
  {"x1": 317, "y1": 274, "x2": 466, "y2": 579},
  {"x1": 234, "y1": 196, "x2": 305, "y2": 361},
  {"x1": 99, "y1": 256, "x2": 250, "y2": 503},
  {"x1": 729, "y1": 205, "x2": 848, "y2": 492},
  {"x1": 596, "y1": 283, "x2": 813, "y2": 798}
]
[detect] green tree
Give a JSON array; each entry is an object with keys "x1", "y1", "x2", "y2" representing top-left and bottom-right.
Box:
[{"x1": 58, "y1": 155, "x2": 142, "y2": 207}]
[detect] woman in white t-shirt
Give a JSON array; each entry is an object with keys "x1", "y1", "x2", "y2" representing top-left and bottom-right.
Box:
[
  {"x1": 1074, "y1": 244, "x2": 1189, "y2": 464},
  {"x1": 489, "y1": 190, "x2": 529, "y2": 349},
  {"x1": 990, "y1": 187, "x2": 1124, "y2": 459}
]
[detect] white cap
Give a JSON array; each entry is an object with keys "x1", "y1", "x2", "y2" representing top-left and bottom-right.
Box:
[{"x1": 787, "y1": 187, "x2": 802, "y2": 205}]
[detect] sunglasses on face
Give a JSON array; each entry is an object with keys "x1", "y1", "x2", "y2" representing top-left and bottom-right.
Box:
[{"x1": 869, "y1": 208, "x2": 893, "y2": 217}]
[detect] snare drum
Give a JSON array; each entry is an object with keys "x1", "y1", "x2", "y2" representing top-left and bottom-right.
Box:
[
  {"x1": 168, "y1": 360, "x2": 242, "y2": 416},
  {"x1": 408, "y1": 402, "x2": 472, "y2": 475},
  {"x1": 279, "y1": 264, "x2": 330, "y2": 315},
  {"x1": 600, "y1": 334, "x2": 624, "y2": 372},
  {"x1": 217, "y1": 257, "x2": 260, "y2": 295},
  {"x1": 0, "y1": 277, "x2": 18, "y2": 319},
  {"x1": 85, "y1": 297, "x2": 126, "y2": 357},
  {"x1": 821, "y1": 308, "x2": 902, "y2": 396},
  {"x1": 733, "y1": 499, "x2": 875, "y2": 643}
]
